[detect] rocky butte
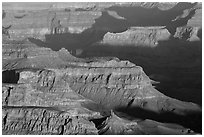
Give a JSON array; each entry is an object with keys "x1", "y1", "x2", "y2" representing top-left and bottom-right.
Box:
[
  {"x1": 99, "y1": 2, "x2": 202, "y2": 46},
  {"x1": 2, "y1": 2, "x2": 202, "y2": 135},
  {"x1": 101, "y1": 26, "x2": 171, "y2": 47}
]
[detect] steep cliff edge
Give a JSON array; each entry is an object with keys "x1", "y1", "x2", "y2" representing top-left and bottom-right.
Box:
[
  {"x1": 2, "y1": 2, "x2": 189, "y2": 41},
  {"x1": 2, "y1": 40, "x2": 201, "y2": 134},
  {"x1": 101, "y1": 27, "x2": 171, "y2": 47},
  {"x1": 2, "y1": 2, "x2": 202, "y2": 135},
  {"x1": 2, "y1": 3, "x2": 105, "y2": 40},
  {"x1": 173, "y1": 3, "x2": 202, "y2": 41}
]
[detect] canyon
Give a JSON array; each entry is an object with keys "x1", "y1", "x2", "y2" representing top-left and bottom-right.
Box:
[{"x1": 2, "y1": 2, "x2": 202, "y2": 135}]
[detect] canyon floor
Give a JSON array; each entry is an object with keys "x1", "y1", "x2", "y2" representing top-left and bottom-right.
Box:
[{"x1": 2, "y1": 2, "x2": 202, "y2": 135}]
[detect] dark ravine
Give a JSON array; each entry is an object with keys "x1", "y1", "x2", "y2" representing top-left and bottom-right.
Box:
[{"x1": 2, "y1": 2, "x2": 202, "y2": 135}]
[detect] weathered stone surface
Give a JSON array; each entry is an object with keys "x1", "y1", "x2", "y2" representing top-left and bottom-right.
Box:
[
  {"x1": 3, "y1": 50, "x2": 200, "y2": 114},
  {"x1": 2, "y1": 40, "x2": 85, "y2": 70},
  {"x1": 2, "y1": 83, "x2": 102, "y2": 118},
  {"x1": 101, "y1": 27, "x2": 171, "y2": 47},
  {"x1": 2, "y1": 2, "x2": 186, "y2": 40},
  {"x1": 174, "y1": 26, "x2": 200, "y2": 41},
  {"x1": 2, "y1": 3, "x2": 104, "y2": 40},
  {"x1": 2, "y1": 107, "x2": 98, "y2": 135},
  {"x1": 2, "y1": 2, "x2": 202, "y2": 135},
  {"x1": 173, "y1": 3, "x2": 202, "y2": 41},
  {"x1": 96, "y1": 111, "x2": 195, "y2": 135}
]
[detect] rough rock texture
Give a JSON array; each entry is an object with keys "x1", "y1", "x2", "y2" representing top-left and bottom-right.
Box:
[
  {"x1": 2, "y1": 39, "x2": 201, "y2": 134},
  {"x1": 2, "y1": 40, "x2": 85, "y2": 71},
  {"x1": 96, "y1": 111, "x2": 195, "y2": 135},
  {"x1": 174, "y1": 26, "x2": 200, "y2": 41},
  {"x1": 101, "y1": 27, "x2": 171, "y2": 47},
  {"x1": 2, "y1": 3, "x2": 105, "y2": 40},
  {"x1": 2, "y1": 2, "x2": 202, "y2": 135},
  {"x1": 2, "y1": 2, "x2": 182, "y2": 41},
  {"x1": 2, "y1": 107, "x2": 98, "y2": 135},
  {"x1": 2, "y1": 9, "x2": 101, "y2": 40},
  {"x1": 173, "y1": 3, "x2": 202, "y2": 41}
]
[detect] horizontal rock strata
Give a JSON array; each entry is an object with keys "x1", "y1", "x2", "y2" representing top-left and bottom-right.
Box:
[
  {"x1": 2, "y1": 41, "x2": 201, "y2": 134},
  {"x1": 101, "y1": 27, "x2": 171, "y2": 47},
  {"x1": 2, "y1": 2, "x2": 183, "y2": 40},
  {"x1": 2, "y1": 2, "x2": 202, "y2": 135}
]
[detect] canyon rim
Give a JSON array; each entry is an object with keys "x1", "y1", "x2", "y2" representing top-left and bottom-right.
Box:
[{"x1": 2, "y1": 1, "x2": 202, "y2": 135}]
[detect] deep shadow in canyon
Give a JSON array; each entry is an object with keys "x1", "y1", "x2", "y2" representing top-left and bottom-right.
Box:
[
  {"x1": 2, "y1": 70, "x2": 20, "y2": 84},
  {"x1": 115, "y1": 106, "x2": 202, "y2": 133},
  {"x1": 2, "y1": 2, "x2": 202, "y2": 135},
  {"x1": 108, "y1": 2, "x2": 197, "y2": 35},
  {"x1": 28, "y1": 2, "x2": 202, "y2": 106},
  {"x1": 81, "y1": 39, "x2": 202, "y2": 106},
  {"x1": 29, "y1": 2, "x2": 197, "y2": 51}
]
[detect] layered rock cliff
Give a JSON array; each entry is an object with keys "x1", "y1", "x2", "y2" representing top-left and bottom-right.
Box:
[
  {"x1": 173, "y1": 2, "x2": 202, "y2": 41},
  {"x1": 2, "y1": 2, "x2": 202, "y2": 135},
  {"x1": 101, "y1": 27, "x2": 171, "y2": 47},
  {"x1": 2, "y1": 2, "x2": 194, "y2": 42},
  {"x1": 2, "y1": 3, "x2": 105, "y2": 40},
  {"x1": 2, "y1": 38, "x2": 202, "y2": 134}
]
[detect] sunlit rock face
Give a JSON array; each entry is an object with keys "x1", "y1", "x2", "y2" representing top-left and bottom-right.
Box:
[
  {"x1": 101, "y1": 27, "x2": 171, "y2": 47},
  {"x1": 2, "y1": 2, "x2": 202, "y2": 135},
  {"x1": 174, "y1": 26, "x2": 200, "y2": 41},
  {"x1": 115, "y1": 2, "x2": 178, "y2": 10},
  {"x1": 2, "y1": 2, "x2": 105, "y2": 40},
  {"x1": 173, "y1": 2, "x2": 202, "y2": 41},
  {"x1": 2, "y1": 2, "x2": 180, "y2": 41},
  {"x1": 2, "y1": 40, "x2": 201, "y2": 134},
  {"x1": 187, "y1": 3, "x2": 202, "y2": 27},
  {"x1": 2, "y1": 10, "x2": 101, "y2": 40}
]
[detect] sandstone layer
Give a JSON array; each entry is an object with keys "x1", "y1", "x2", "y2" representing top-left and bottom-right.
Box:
[
  {"x1": 2, "y1": 38, "x2": 201, "y2": 134},
  {"x1": 2, "y1": 2, "x2": 185, "y2": 41},
  {"x1": 2, "y1": 2, "x2": 202, "y2": 135},
  {"x1": 101, "y1": 27, "x2": 171, "y2": 47}
]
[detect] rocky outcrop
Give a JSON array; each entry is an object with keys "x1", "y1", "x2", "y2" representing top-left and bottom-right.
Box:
[
  {"x1": 2, "y1": 3, "x2": 105, "y2": 40},
  {"x1": 2, "y1": 107, "x2": 99, "y2": 135},
  {"x1": 173, "y1": 3, "x2": 202, "y2": 41},
  {"x1": 174, "y1": 26, "x2": 200, "y2": 41},
  {"x1": 96, "y1": 111, "x2": 195, "y2": 135},
  {"x1": 2, "y1": 2, "x2": 192, "y2": 41},
  {"x1": 101, "y1": 27, "x2": 171, "y2": 47},
  {"x1": 2, "y1": 2, "x2": 202, "y2": 135},
  {"x1": 2, "y1": 55, "x2": 102, "y2": 135},
  {"x1": 187, "y1": 3, "x2": 202, "y2": 27},
  {"x1": 2, "y1": 39, "x2": 201, "y2": 134},
  {"x1": 2, "y1": 40, "x2": 85, "y2": 70}
]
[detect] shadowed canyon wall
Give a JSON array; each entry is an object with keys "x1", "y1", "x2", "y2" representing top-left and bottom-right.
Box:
[{"x1": 2, "y1": 2, "x2": 202, "y2": 135}]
